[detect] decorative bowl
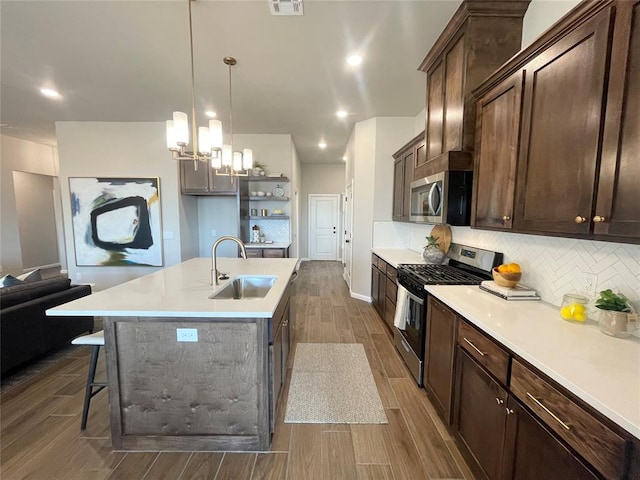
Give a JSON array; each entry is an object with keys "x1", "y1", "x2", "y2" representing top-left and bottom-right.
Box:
[
  {"x1": 492, "y1": 268, "x2": 522, "y2": 288},
  {"x1": 266, "y1": 192, "x2": 272, "y2": 197},
  {"x1": 256, "y1": 191, "x2": 266, "y2": 197},
  {"x1": 250, "y1": 191, "x2": 257, "y2": 196}
]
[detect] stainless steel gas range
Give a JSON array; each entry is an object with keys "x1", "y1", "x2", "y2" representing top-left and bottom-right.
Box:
[{"x1": 394, "y1": 243, "x2": 502, "y2": 386}]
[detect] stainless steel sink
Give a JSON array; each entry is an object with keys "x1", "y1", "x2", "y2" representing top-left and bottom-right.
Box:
[{"x1": 208, "y1": 275, "x2": 277, "y2": 300}]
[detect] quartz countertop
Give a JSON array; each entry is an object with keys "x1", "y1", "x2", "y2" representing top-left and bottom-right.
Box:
[
  {"x1": 47, "y1": 257, "x2": 298, "y2": 318},
  {"x1": 372, "y1": 248, "x2": 425, "y2": 268},
  {"x1": 426, "y1": 284, "x2": 640, "y2": 440}
]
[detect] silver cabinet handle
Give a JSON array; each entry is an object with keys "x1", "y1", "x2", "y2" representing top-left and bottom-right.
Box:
[
  {"x1": 593, "y1": 215, "x2": 606, "y2": 223},
  {"x1": 526, "y1": 392, "x2": 571, "y2": 431},
  {"x1": 502, "y1": 215, "x2": 510, "y2": 221},
  {"x1": 496, "y1": 398, "x2": 504, "y2": 405},
  {"x1": 574, "y1": 216, "x2": 586, "y2": 224},
  {"x1": 506, "y1": 408, "x2": 514, "y2": 415},
  {"x1": 463, "y1": 338, "x2": 486, "y2": 357}
]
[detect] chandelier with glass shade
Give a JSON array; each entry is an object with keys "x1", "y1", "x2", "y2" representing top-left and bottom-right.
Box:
[{"x1": 165, "y1": 0, "x2": 252, "y2": 176}]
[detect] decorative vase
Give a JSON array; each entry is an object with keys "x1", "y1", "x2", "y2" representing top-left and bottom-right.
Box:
[
  {"x1": 422, "y1": 246, "x2": 445, "y2": 264},
  {"x1": 597, "y1": 309, "x2": 638, "y2": 338}
]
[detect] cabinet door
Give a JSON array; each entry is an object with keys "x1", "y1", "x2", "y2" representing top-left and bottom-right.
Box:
[
  {"x1": 403, "y1": 148, "x2": 415, "y2": 218},
  {"x1": 501, "y1": 396, "x2": 599, "y2": 480},
  {"x1": 514, "y1": 8, "x2": 613, "y2": 235},
  {"x1": 472, "y1": 72, "x2": 524, "y2": 230},
  {"x1": 425, "y1": 298, "x2": 457, "y2": 424},
  {"x1": 180, "y1": 159, "x2": 210, "y2": 194},
  {"x1": 427, "y1": 60, "x2": 445, "y2": 160},
  {"x1": 271, "y1": 325, "x2": 283, "y2": 433},
  {"x1": 596, "y1": 1, "x2": 640, "y2": 239},
  {"x1": 392, "y1": 157, "x2": 404, "y2": 221},
  {"x1": 377, "y1": 266, "x2": 386, "y2": 317},
  {"x1": 454, "y1": 347, "x2": 508, "y2": 480},
  {"x1": 210, "y1": 172, "x2": 237, "y2": 194},
  {"x1": 263, "y1": 248, "x2": 286, "y2": 258},
  {"x1": 371, "y1": 265, "x2": 380, "y2": 310},
  {"x1": 443, "y1": 35, "x2": 465, "y2": 152}
]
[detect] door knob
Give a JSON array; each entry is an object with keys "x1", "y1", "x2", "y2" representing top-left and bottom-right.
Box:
[
  {"x1": 574, "y1": 216, "x2": 586, "y2": 224},
  {"x1": 593, "y1": 215, "x2": 606, "y2": 223}
]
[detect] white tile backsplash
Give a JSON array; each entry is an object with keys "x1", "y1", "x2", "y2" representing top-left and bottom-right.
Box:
[
  {"x1": 373, "y1": 222, "x2": 640, "y2": 310},
  {"x1": 251, "y1": 219, "x2": 290, "y2": 243}
]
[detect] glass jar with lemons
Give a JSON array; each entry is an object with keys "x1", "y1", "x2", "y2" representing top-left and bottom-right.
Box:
[{"x1": 560, "y1": 293, "x2": 589, "y2": 322}]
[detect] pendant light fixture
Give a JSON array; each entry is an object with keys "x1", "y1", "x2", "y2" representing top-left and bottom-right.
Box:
[{"x1": 165, "y1": 0, "x2": 252, "y2": 176}]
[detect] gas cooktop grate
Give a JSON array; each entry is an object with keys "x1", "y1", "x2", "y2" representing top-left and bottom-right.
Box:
[{"x1": 398, "y1": 264, "x2": 486, "y2": 285}]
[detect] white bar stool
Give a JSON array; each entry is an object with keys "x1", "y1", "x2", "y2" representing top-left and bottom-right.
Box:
[{"x1": 71, "y1": 330, "x2": 107, "y2": 430}]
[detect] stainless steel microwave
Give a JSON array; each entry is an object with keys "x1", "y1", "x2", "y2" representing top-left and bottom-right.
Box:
[{"x1": 409, "y1": 171, "x2": 473, "y2": 225}]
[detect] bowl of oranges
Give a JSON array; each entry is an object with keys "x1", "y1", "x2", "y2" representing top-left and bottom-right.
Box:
[{"x1": 492, "y1": 263, "x2": 522, "y2": 288}]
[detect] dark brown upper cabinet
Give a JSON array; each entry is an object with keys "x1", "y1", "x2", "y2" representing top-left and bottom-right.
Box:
[
  {"x1": 472, "y1": 72, "x2": 524, "y2": 230},
  {"x1": 392, "y1": 132, "x2": 424, "y2": 222},
  {"x1": 418, "y1": 0, "x2": 530, "y2": 179},
  {"x1": 473, "y1": 0, "x2": 639, "y2": 244},
  {"x1": 180, "y1": 160, "x2": 238, "y2": 195}
]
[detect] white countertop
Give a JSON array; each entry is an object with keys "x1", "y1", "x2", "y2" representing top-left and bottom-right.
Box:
[
  {"x1": 426, "y1": 284, "x2": 640, "y2": 440},
  {"x1": 47, "y1": 257, "x2": 298, "y2": 318},
  {"x1": 245, "y1": 242, "x2": 290, "y2": 249},
  {"x1": 372, "y1": 248, "x2": 425, "y2": 268}
]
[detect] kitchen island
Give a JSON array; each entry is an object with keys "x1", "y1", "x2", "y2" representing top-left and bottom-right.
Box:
[{"x1": 47, "y1": 257, "x2": 298, "y2": 452}]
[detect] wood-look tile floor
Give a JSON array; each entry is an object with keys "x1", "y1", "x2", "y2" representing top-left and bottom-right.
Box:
[{"x1": 0, "y1": 261, "x2": 474, "y2": 480}]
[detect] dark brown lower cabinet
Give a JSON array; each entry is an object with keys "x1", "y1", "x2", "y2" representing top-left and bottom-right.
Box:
[
  {"x1": 454, "y1": 347, "x2": 508, "y2": 480},
  {"x1": 501, "y1": 396, "x2": 599, "y2": 480},
  {"x1": 424, "y1": 297, "x2": 457, "y2": 424}
]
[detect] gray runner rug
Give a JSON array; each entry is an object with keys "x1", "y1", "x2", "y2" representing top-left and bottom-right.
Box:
[{"x1": 284, "y1": 343, "x2": 387, "y2": 424}]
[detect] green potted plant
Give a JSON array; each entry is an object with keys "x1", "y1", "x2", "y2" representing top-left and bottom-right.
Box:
[
  {"x1": 422, "y1": 235, "x2": 444, "y2": 264},
  {"x1": 252, "y1": 161, "x2": 267, "y2": 176},
  {"x1": 595, "y1": 289, "x2": 637, "y2": 337}
]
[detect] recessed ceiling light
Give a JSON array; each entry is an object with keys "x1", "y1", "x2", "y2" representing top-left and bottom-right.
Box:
[
  {"x1": 40, "y1": 88, "x2": 61, "y2": 98},
  {"x1": 205, "y1": 111, "x2": 217, "y2": 118},
  {"x1": 336, "y1": 110, "x2": 347, "y2": 118},
  {"x1": 346, "y1": 54, "x2": 363, "y2": 66},
  {"x1": 318, "y1": 141, "x2": 327, "y2": 149}
]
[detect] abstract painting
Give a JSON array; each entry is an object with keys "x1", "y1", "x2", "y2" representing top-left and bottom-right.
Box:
[{"x1": 69, "y1": 177, "x2": 163, "y2": 266}]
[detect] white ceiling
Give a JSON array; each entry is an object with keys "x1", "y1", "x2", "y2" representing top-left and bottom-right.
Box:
[{"x1": 0, "y1": 0, "x2": 461, "y2": 164}]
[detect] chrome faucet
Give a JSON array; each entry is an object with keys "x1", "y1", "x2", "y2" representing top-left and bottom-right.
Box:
[{"x1": 211, "y1": 236, "x2": 247, "y2": 285}]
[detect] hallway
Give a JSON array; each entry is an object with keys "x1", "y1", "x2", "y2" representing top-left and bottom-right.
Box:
[{"x1": 0, "y1": 260, "x2": 474, "y2": 480}]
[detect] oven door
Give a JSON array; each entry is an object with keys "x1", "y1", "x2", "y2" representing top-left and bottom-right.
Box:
[
  {"x1": 394, "y1": 289, "x2": 426, "y2": 386},
  {"x1": 410, "y1": 172, "x2": 444, "y2": 223}
]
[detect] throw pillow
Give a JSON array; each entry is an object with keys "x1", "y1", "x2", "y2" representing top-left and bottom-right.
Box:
[
  {"x1": 17, "y1": 268, "x2": 42, "y2": 283},
  {"x1": 0, "y1": 274, "x2": 23, "y2": 287}
]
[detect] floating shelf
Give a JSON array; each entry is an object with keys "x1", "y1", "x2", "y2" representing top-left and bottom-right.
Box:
[
  {"x1": 244, "y1": 216, "x2": 290, "y2": 220},
  {"x1": 242, "y1": 176, "x2": 290, "y2": 182},
  {"x1": 244, "y1": 196, "x2": 289, "y2": 201}
]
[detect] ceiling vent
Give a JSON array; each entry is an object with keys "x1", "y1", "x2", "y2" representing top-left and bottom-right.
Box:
[{"x1": 269, "y1": 0, "x2": 303, "y2": 16}]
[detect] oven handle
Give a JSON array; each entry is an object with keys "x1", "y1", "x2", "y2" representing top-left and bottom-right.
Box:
[{"x1": 403, "y1": 288, "x2": 425, "y2": 306}]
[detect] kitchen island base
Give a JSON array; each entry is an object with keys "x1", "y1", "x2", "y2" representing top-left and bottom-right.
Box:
[{"x1": 104, "y1": 316, "x2": 272, "y2": 452}]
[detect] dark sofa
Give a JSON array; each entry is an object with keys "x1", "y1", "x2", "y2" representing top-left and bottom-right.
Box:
[{"x1": 1, "y1": 277, "x2": 94, "y2": 377}]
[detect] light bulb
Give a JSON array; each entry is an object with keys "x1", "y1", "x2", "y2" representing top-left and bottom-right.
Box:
[
  {"x1": 166, "y1": 120, "x2": 178, "y2": 149},
  {"x1": 173, "y1": 111, "x2": 189, "y2": 145},
  {"x1": 198, "y1": 127, "x2": 211, "y2": 154},
  {"x1": 243, "y1": 149, "x2": 253, "y2": 170},
  {"x1": 222, "y1": 145, "x2": 232, "y2": 166},
  {"x1": 209, "y1": 120, "x2": 223, "y2": 149},
  {"x1": 233, "y1": 151, "x2": 243, "y2": 171}
]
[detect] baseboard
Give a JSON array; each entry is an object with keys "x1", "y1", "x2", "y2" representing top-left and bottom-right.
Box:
[{"x1": 350, "y1": 291, "x2": 371, "y2": 303}]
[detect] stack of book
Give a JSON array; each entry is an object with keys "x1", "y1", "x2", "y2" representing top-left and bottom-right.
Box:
[{"x1": 479, "y1": 280, "x2": 540, "y2": 301}]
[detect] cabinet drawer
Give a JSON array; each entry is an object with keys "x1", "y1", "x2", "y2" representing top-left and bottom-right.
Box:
[
  {"x1": 262, "y1": 248, "x2": 286, "y2": 258},
  {"x1": 385, "y1": 264, "x2": 397, "y2": 281},
  {"x1": 457, "y1": 321, "x2": 509, "y2": 384},
  {"x1": 246, "y1": 249, "x2": 263, "y2": 258},
  {"x1": 385, "y1": 276, "x2": 397, "y2": 304},
  {"x1": 510, "y1": 360, "x2": 628, "y2": 479}
]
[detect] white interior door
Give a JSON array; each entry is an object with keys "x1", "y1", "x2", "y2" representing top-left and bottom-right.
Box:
[
  {"x1": 309, "y1": 194, "x2": 339, "y2": 260},
  {"x1": 343, "y1": 182, "x2": 353, "y2": 287}
]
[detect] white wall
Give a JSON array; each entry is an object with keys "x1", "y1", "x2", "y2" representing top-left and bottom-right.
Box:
[
  {"x1": 12, "y1": 171, "x2": 60, "y2": 270},
  {"x1": 522, "y1": 0, "x2": 581, "y2": 48},
  {"x1": 290, "y1": 142, "x2": 301, "y2": 258},
  {"x1": 300, "y1": 163, "x2": 346, "y2": 258},
  {"x1": 0, "y1": 135, "x2": 59, "y2": 274},
  {"x1": 348, "y1": 116, "x2": 416, "y2": 299},
  {"x1": 56, "y1": 122, "x2": 184, "y2": 290}
]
